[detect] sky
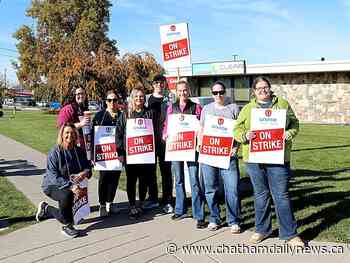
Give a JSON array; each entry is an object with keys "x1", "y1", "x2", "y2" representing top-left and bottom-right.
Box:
[{"x1": 1, "y1": 0, "x2": 350, "y2": 84}]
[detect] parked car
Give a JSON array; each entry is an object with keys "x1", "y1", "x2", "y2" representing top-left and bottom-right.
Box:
[
  {"x1": 3, "y1": 98, "x2": 14, "y2": 106},
  {"x1": 50, "y1": 101, "x2": 61, "y2": 110},
  {"x1": 14, "y1": 96, "x2": 36, "y2": 107},
  {"x1": 37, "y1": 101, "x2": 49, "y2": 107}
]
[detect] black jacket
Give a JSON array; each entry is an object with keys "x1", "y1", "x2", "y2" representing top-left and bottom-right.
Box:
[{"x1": 115, "y1": 107, "x2": 154, "y2": 158}]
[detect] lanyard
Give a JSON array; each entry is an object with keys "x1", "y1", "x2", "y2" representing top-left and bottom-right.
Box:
[{"x1": 62, "y1": 148, "x2": 82, "y2": 176}]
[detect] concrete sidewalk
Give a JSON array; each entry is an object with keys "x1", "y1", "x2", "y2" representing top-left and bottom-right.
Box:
[{"x1": 0, "y1": 134, "x2": 349, "y2": 263}]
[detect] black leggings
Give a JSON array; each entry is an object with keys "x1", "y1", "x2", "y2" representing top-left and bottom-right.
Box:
[
  {"x1": 126, "y1": 164, "x2": 155, "y2": 206},
  {"x1": 98, "y1": 171, "x2": 121, "y2": 205},
  {"x1": 44, "y1": 186, "x2": 74, "y2": 225}
]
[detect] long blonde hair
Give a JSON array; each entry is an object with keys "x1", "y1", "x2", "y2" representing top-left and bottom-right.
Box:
[
  {"x1": 57, "y1": 123, "x2": 79, "y2": 147},
  {"x1": 127, "y1": 86, "x2": 145, "y2": 117}
]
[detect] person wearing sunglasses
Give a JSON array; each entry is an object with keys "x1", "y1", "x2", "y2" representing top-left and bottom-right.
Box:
[
  {"x1": 198, "y1": 81, "x2": 242, "y2": 233},
  {"x1": 234, "y1": 76, "x2": 304, "y2": 247},
  {"x1": 92, "y1": 90, "x2": 124, "y2": 217},
  {"x1": 57, "y1": 87, "x2": 90, "y2": 149}
]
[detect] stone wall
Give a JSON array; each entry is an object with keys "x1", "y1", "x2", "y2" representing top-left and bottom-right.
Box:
[{"x1": 265, "y1": 72, "x2": 350, "y2": 124}]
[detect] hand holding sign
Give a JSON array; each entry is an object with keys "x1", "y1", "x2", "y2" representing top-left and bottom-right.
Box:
[{"x1": 245, "y1": 131, "x2": 256, "y2": 141}]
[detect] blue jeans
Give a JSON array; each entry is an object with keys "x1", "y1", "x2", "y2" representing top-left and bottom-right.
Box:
[
  {"x1": 201, "y1": 157, "x2": 241, "y2": 226},
  {"x1": 245, "y1": 162, "x2": 297, "y2": 240},
  {"x1": 172, "y1": 160, "x2": 204, "y2": 220}
]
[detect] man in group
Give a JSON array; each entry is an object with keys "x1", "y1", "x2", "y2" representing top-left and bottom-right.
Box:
[{"x1": 144, "y1": 74, "x2": 174, "y2": 214}]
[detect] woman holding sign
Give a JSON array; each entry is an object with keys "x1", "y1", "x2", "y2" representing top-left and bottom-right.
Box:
[
  {"x1": 234, "y1": 76, "x2": 304, "y2": 247},
  {"x1": 198, "y1": 81, "x2": 241, "y2": 233},
  {"x1": 115, "y1": 86, "x2": 156, "y2": 219},
  {"x1": 163, "y1": 80, "x2": 206, "y2": 229},
  {"x1": 92, "y1": 90, "x2": 124, "y2": 217},
  {"x1": 36, "y1": 123, "x2": 92, "y2": 238}
]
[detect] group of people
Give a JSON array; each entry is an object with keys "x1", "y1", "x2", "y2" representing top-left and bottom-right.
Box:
[{"x1": 35, "y1": 74, "x2": 305, "y2": 247}]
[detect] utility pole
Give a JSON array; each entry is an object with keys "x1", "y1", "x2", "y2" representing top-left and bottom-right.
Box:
[{"x1": 4, "y1": 68, "x2": 6, "y2": 90}]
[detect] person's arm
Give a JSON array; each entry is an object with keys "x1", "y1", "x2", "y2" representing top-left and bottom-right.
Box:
[
  {"x1": 57, "y1": 105, "x2": 74, "y2": 127},
  {"x1": 285, "y1": 103, "x2": 299, "y2": 141},
  {"x1": 162, "y1": 103, "x2": 172, "y2": 141},
  {"x1": 197, "y1": 105, "x2": 206, "y2": 148},
  {"x1": 77, "y1": 147, "x2": 92, "y2": 179},
  {"x1": 46, "y1": 148, "x2": 71, "y2": 189},
  {"x1": 115, "y1": 112, "x2": 126, "y2": 158},
  {"x1": 234, "y1": 105, "x2": 250, "y2": 144},
  {"x1": 195, "y1": 103, "x2": 202, "y2": 120}
]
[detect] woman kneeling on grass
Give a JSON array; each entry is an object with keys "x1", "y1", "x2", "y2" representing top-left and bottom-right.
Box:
[
  {"x1": 234, "y1": 76, "x2": 305, "y2": 247},
  {"x1": 36, "y1": 123, "x2": 92, "y2": 238}
]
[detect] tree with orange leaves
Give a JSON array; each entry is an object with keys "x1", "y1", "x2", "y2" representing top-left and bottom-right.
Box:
[{"x1": 13, "y1": 0, "x2": 163, "y2": 103}]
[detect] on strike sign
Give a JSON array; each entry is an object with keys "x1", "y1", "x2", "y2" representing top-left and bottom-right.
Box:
[
  {"x1": 94, "y1": 126, "x2": 122, "y2": 171},
  {"x1": 198, "y1": 116, "x2": 235, "y2": 169},
  {"x1": 249, "y1": 109, "x2": 286, "y2": 164},
  {"x1": 72, "y1": 179, "x2": 90, "y2": 225},
  {"x1": 126, "y1": 118, "x2": 155, "y2": 164},
  {"x1": 159, "y1": 22, "x2": 191, "y2": 71},
  {"x1": 162, "y1": 38, "x2": 189, "y2": 61},
  {"x1": 165, "y1": 114, "x2": 199, "y2": 161}
]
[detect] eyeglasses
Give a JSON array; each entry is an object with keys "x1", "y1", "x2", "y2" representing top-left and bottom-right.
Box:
[
  {"x1": 106, "y1": 98, "x2": 119, "y2": 103},
  {"x1": 254, "y1": 86, "x2": 270, "y2": 91},
  {"x1": 212, "y1": 90, "x2": 225, "y2": 96}
]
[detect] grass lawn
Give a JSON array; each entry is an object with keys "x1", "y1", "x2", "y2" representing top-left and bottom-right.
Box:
[
  {"x1": 0, "y1": 110, "x2": 350, "y2": 243},
  {"x1": 0, "y1": 176, "x2": 36, "y2": 236}
]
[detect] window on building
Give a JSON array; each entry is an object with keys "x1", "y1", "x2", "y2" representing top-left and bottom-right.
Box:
[
  {"x1": 198, "y1": 77, "x2": 215, "y2": 96},
  {"x1": 233, "y1": 77, "x2": 250, "y2": 101}
]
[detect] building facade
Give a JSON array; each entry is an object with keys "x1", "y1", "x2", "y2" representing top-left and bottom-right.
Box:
[{"x1": 170, "y1": 60, "x2": 350, "y2": 124}]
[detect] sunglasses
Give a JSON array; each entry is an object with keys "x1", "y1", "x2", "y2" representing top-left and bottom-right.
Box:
[
  {"x1": 106, "y1": 98, "x2": 119, "y2": 103},
  {"x1": 212, "y1": 90, "x2": 225, "y2": 95},
  {"x1": 75, "y1": 92, "x2": 85, "y2": 96}
]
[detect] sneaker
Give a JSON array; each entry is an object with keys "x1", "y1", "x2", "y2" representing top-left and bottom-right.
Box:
[
  {"x1": 106, "y1": 202, "x2": 120, "y2": 214},
  {"x1": 99, "y1": 205, "x2": 108, "y2": 217},
  {"x1": 171, "y1": 214, "x2": 187, "y2": 221},
  {"x1": 129, "y1": 206, "x2": 140, "y2": 220},
  {"x1": 36, "y1": 201, "x2": 48, "y2": 222},
  {"x1": 248, "y1": 232, "x2": 270, "y2": 244},
  {"x1": 142, "y1": 200, "x2": 160, "y2": 210},
  {"x1": 230, "y1": 224, "x2": 241, "y2": 234},
  {"x1": 207, "y1": 222, "x2": 219, "y2": 231},
  {"x1": 286, "y1": 236, "x2": 305, "y2": 248},
  {"x1": 162, "y1": 203, "x2": 174, "y2": 214},
  {"x1": 61, "y1": 224, "x2": 79, "y2": 238},
  {"x1": 196, "y1": 220, "x2": 207, "y2": 229}
]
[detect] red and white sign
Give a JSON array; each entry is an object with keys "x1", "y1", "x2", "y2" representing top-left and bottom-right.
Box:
[
  {"x1": 199, "y1": 116, "x2": 235, "y2": 169},
  {"x1": 160, "y1": 22, "x2": 191, "y2": 72},
  {"x1": 165, "y1": 114, "x2": 199, "y2": 161},
  {"x1": 94, "y1": 126, "x2": 122, "y2": 171},
  {"x1": 166, "y1": 76, "x2": 178, "y2": 91},
  {"x1": 249, "y1": 109, "x2": 287, "y2": 164},
  {"x1": 126, "y1": 118, "x2": 155, "y2": 164},
  {"x1": 72, "y1": 179, "x2": 90, "y2": 225}
]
